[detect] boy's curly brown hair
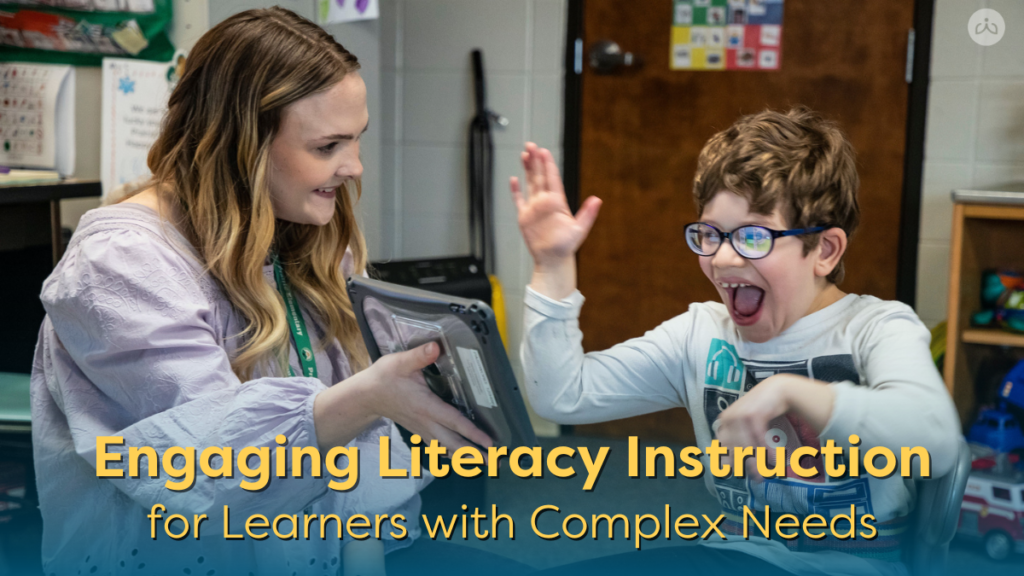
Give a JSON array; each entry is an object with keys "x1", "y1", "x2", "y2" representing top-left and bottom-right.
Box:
[{"x1": 693, "y1": 106, "x2": 860, "y2": 284}]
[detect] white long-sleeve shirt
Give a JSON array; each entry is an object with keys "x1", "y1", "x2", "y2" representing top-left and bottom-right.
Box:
[{"x1": 521, "y1": 286, "x2": 961, "y2": 575}]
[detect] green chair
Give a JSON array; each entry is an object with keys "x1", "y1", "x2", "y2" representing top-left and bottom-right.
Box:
[
  {"x1": 0, "y1": 372, "x2": 31, "y2": 433},
  {"x1": 0, "y1": 372, "x2": 36, "y2": 573}
]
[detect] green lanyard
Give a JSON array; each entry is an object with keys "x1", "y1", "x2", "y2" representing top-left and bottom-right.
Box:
[{"x1": 272, "y1": 255, "x2": 317, "y2": 379}]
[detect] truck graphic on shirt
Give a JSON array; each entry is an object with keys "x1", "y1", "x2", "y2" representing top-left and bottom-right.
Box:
[{"x1": 701, "y1": 342, "x2": 873, "y2": 517}]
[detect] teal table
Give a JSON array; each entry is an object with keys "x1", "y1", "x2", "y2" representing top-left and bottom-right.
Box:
[{"x1": 0, "y1": 373, "x2": 31, "y2": 434}]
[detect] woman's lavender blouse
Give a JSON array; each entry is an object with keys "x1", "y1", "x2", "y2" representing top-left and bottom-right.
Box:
[{"x1": 30, "y1": 203, "x2": 425, "y2": 575}]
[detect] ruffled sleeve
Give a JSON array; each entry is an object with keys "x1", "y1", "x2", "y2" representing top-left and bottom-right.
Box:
[{"x1": 38, "y1": 226, "x2": 331, "y2": 517}]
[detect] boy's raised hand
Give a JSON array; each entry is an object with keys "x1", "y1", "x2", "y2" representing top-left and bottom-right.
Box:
[{"x1": 510, "y1": 143, "x2": 602, "y2": 300}]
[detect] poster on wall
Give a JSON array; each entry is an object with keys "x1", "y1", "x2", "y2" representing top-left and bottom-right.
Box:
[
  {"x1": 0, "y1": 0, "x2": 174, "y2": 66},
  {"x1": 317, "y1": 0, "x2": 379, "y2": 25},
  {"x1": 100, "y1": 54, "x2": 179, "y2": 199},
  {"x1": 0, "y1": 62, "x2": 75, "y2": 176},
  {"x1": 1, "y1": 1, "x2": 155, "y2": 12},
  {"x1": 670, "y1": 0, "x2": 783, "y2": 71}
]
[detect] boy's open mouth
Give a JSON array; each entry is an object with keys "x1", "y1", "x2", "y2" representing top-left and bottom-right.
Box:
[{"x1": 725, "y1": 283, "x2": 765, "y2": 322}]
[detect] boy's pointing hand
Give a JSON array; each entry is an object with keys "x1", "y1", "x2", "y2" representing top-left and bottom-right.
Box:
[{"x1": 714, "y1": 374, "x2": 835, "y2": 480}]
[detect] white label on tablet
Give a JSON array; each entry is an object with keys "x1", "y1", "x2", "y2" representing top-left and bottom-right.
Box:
[{"x1": 456, "y1": 346, "x2": 497, "y2": 409}]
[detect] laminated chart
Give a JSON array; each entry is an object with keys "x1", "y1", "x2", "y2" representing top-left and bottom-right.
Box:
[
  {"x1": 0, "y1": 63, "x2": 75, "y2": 175},
  {"x1": 670, "y1": 0, "x2": 784, "y2": 71}
]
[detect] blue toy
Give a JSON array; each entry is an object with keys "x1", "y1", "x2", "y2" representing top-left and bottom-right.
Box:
[
  {"x1": 968, "y1": 360, "x2": 1024, "y2": 454},
  {"x1": 968, "y1": 408, "x2": 1024, "y2": 454},
  {"x1": 1000, "y1": 360, "x2": 1024, "y2": 407}
]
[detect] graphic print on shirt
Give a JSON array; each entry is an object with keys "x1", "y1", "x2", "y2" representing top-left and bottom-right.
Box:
[
  {"x1": 702, "y1": 340, "x2": 872, "y2": 517},
  {"x1": 703, "y1": 387, "x2": 752, "y2": 511},
  {"x1": 704, "y1": 339, "x2": 745, "y2": 390}
]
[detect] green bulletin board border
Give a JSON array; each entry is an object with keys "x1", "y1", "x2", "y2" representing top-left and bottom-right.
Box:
[{"x1": 0, "y1": 0, "x2": 175, "y2": 66}]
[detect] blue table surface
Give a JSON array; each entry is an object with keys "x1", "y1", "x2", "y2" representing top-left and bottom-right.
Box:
[{"x1": 0, "y1": 372, "x2": 31, "y2": 423}]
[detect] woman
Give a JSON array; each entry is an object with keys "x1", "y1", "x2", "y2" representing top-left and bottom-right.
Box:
[{"x1": 31, "y1": 8, "x2": 493, "y2": 575}]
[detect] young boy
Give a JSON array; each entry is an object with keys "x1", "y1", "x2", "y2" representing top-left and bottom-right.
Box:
[{"x1": 510, "y1": 107, "x2": 961, "y2": 576}]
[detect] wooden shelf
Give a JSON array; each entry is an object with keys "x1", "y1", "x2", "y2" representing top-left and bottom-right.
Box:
[
  {"x1": 944, "y1": 198, "x2": 1024, "y2": 424},
  {"x1": 962, "y1": 204, "x2": 1024, "y2": 221},
  {"x1": 961, "y1": 328, "x2": 1024, "y2": 348}
]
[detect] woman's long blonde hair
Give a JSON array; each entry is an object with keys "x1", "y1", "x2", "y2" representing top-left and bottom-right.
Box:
[{"x1": 141, "y1": 7, "x2": 368, "y2": 379}]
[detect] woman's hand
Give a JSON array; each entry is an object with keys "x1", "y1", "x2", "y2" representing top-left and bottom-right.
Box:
[
  {"x1": 510, "y1": 143, "x2": 602, "y2": 300},
  {"x1": 314, "y1": 342, "x2": 493, "y2": 454},
  {"x1": 364, "y1": 342, "x2": 493, "y2": 452}
]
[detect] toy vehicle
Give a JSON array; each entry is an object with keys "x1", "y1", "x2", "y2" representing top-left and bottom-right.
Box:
[
  {"x1": 957, "y1": 469, "x2": 1024, "y2": 560},
  {"x1": 967, "y1": 408, "x2": 1024, "y2": 454}
]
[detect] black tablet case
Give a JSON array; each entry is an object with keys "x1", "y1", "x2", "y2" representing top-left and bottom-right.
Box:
[{"x1": 347, "y1": 276, "x2": 537, "y2": 449}]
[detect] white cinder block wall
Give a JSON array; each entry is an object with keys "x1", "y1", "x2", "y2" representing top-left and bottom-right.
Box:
[
  {"x1": 378, "y1": 0, "x2": 566, "y2": 436},
  {"x1": 917, "y1": 0, "x2": 1024, "y2": 326}
]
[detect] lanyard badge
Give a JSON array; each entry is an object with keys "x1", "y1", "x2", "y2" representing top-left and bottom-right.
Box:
[{"x1": 272, "y1": 255, "x2": 318, "y2": 379}]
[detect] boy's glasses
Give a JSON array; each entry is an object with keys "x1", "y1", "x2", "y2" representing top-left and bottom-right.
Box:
[{"x1": 684, "y1": 222, "x2": 828, "y2": 260}]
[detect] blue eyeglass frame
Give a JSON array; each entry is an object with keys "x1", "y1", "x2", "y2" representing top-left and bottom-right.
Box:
[{"x1": 684, "y1": 222, "x2": 829, "y2": 260}]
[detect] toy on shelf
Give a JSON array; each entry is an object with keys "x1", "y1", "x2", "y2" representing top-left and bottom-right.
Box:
[
  {"x1": 971, "y1": 269, "x2": 1024, "y2": 334},
  {"x1": 967, "y1": 360, "x2": 1024, "y2": 455},
  {"x1": 958, "y1": 360, "x2": 1024, "y2": 560},
  {"x1": 1004, "y1": 361, "x2": 1024, "y2": 405},
  {"x1": 958, "y1": 466, "x2": 1024, "y2": 560},
  {"x1": 968, "y1": 408, "x2": 1024, "y2": 455}
]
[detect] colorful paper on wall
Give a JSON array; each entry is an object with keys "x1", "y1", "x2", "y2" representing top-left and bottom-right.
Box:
[
  {"x1": 2, "y1": 1, "x2": 155, "y2": 12},
  {"x1": 0, "y1": 63, "x2": 75, "y2": 176},
  {"x1": 670, "y1": 0, "x2": 783, "y2": 71},
  {"x1": 100, "y1": 56, "x2": 175, "y2": 198},
  {"x1": 0, "y1": 1, "x2": 174, "y2": 66},
  {"x1": 317, "y1": 0, "x2": 379, "y2": 25}
]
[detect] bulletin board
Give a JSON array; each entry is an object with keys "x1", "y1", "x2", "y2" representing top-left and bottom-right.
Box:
[
  {"x1": 670, "y1": 0, "x2": 784, "y2": 71},
  {"x1": 0, "y1": 0, "x2": 175, "y2": 66}
]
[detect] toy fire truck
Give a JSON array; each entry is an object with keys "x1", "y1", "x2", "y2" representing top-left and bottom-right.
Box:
[
  {"x1": 957, "y1": 360, "x2": 1024, "y2": 560},
  {"x1": 958, "y1": 466, "x2": 1024, "y2": 560}
]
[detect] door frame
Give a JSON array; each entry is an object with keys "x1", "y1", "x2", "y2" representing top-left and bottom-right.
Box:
[{"x1": 561, "y1": 0, "x2": 936, "y2": 308}]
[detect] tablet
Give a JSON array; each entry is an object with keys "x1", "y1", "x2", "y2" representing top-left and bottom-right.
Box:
[{"x1": 347, "y1": 276, "x2": 537, "y2": 448}]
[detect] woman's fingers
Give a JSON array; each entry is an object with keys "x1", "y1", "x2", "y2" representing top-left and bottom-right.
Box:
[
  {"x1": 413, "y1": 405, "x2": 486, "y2": 455},
  {"x1": 423, "y1": 395, "x2": 493, "y2": 448},
  {"x1": 445, "y1": 410, "x2": 494, "y2": 449},
  {"x1": 387, "y1": 341, "x2": 440, "y2": 375},
  {"x1": 429, "y1": 426, "x2": 477, "y2": 456}
]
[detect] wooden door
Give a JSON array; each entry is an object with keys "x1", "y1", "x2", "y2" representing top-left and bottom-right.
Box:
[{"x1": 574, "y1": 0, "x2": 915, "y2": 443}]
